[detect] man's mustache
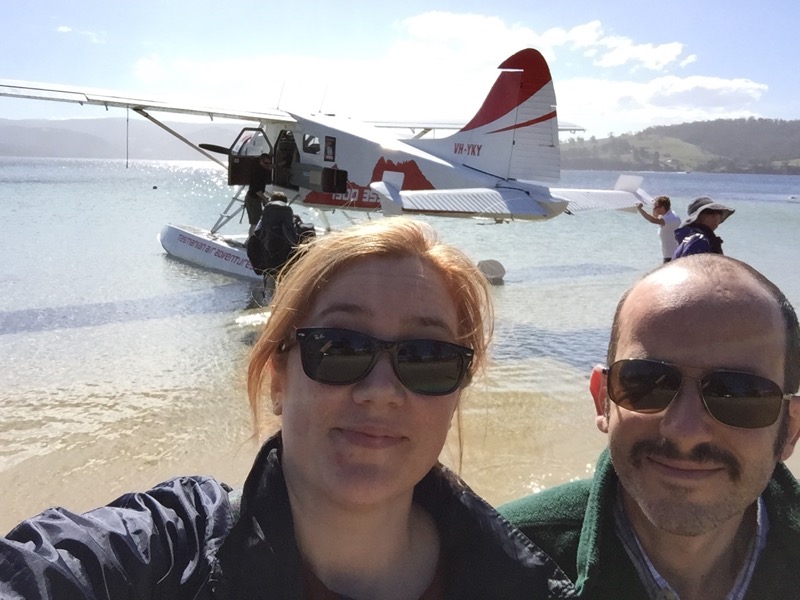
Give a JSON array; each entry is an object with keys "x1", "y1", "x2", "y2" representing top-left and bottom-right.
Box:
[{"x1": 629, "y1": 437, "x2": 741, "y2": 481}]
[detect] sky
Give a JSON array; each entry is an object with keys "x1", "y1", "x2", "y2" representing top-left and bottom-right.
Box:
[{"x1": 2, "y1": 0, "x2": 799, "y2": 138}]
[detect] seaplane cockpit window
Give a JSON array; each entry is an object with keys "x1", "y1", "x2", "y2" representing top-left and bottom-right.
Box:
[
  {"x1": 302, "y1": 134, "x2": 321, "y2": 155},
  {"x1": 232, "y1": 128, "x2": 271, "y2": 156}
]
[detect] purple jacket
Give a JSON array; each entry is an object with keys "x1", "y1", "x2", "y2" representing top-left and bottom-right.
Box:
[{"x1": 673, "y1": 223, "x2": 724, "y2": 258}]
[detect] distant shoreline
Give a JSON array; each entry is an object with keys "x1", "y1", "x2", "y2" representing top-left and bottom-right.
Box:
[
  {"x1": 4, "y1": 156, "x2": 800, "y2": 179},
  {"x1": 562, "y1": 160, "x2": 800, "y2": 176},
  {"x1": 4, "y1": 116, "x2": 800, "y2": 174}
]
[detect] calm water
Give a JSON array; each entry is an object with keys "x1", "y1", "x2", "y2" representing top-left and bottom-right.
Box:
[{"x1": 2, "y1": 158, "x2": 799, "y2": 531}]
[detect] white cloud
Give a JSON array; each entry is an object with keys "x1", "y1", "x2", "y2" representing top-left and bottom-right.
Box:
[
  {"x1": 123, "y1": 13, "x2": 770, "y2": 137},
  {"x1": 563, "y1": 21, "x2": 604, "y2": 47},
  {"x1": 554, "y1": 21, "x2": 688, "y2": 72},
  {"x1": 594, "y1": 40, "x2": 684, "y2": 71},
  {"x1": 558, "y1": 75, "x2": 768, "y2": 136},
  {"x1": 649, "y1": 75, "x2": 767, "y2": 107},
  {"x1": 55, "y1": 25, "x2": 105, "y2": 44},
  {"x1": 133, "y1": 55, "x2": 170, "y2": 86}
]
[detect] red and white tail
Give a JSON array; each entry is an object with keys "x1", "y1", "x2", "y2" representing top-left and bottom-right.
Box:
[{"x1": 405, "y1": 49, "x2": 561, "y2": 184}]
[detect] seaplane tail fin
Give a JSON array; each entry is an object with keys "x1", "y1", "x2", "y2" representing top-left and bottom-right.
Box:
[{"x1": 404, "y1": 49, "x2": 561, "y2": 184}]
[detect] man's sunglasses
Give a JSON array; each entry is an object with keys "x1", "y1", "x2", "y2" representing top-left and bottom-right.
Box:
[
  {"x1": 604, "y1": 359, "x2": 792, "y2": 428},
  {"x1": 292, "y1": 327, "x2": 473, "y2": 396}
]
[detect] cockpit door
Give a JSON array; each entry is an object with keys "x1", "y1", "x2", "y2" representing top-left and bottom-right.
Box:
[{"x1": 228, "y1": 128, "x2": 272, "y2": 186}]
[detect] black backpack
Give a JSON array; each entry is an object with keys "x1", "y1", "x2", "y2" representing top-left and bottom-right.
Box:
[{"x1": 246, "y1": 200, "x2": 315, "y2": 277}]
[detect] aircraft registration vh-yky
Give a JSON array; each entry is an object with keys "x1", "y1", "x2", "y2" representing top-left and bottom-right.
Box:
[{"x1": 0, "y1": 48, "x2": 652, "y2": 282}]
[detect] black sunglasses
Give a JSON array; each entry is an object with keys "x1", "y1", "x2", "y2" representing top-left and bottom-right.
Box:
[
  {"x1": 604, "y1": 359, "x2": 792, "y2": 428},
  {"x1": 292, "y1": 327, "x2": 473, "y2": 396}
]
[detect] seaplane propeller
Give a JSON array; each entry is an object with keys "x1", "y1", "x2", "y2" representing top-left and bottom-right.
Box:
[{"x1": 198, "y1": 143, "x2": 231, "y2": 155}]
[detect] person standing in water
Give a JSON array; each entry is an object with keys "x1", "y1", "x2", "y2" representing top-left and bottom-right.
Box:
[
  {"x1": 636, "y1": 195, "x2": 681, "y2": 263},
  {"x1": 673, "y1": 196, "x2": 735, "y2": 258}
]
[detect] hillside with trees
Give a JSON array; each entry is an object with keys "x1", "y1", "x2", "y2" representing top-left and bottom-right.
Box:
[
  {"x1": 562, "y1": 118, "x2": 800, "y2": 174},
  {"x1": 3, "y1": 116, "x2": 800, "y2": 174}
]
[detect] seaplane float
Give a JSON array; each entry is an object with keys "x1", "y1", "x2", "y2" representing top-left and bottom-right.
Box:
[{"x1": 0, "y1": 48, "x2": 652, "y2": 282}]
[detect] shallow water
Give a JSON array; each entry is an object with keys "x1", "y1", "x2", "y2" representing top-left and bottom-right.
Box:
[{"x1": 2, "y1": 158, "x2": 799, "y2": 531}]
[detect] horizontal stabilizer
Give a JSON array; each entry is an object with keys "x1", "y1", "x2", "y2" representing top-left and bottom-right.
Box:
[
  {"x1": 551, "y1": 175, "x2": 652, "y2": 213},
  {"x1": 369, "y1": 183, "x2": 568, "y2": 221}
]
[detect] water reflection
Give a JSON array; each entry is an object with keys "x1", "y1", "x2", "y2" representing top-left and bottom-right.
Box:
[
  {"x1": 493, "y1": 322, "x2": 609, "y2": 372},
  {"x1": 0, "y1": 283, "x2": 253, "y2": 335},
  {"x1": 505, "y1": 262, "x2": 636, "y2": 283}
]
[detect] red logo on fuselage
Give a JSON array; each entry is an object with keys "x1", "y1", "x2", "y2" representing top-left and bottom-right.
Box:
[{"x1": 304, "y1": 158, "x2": 435, "y2": 209}]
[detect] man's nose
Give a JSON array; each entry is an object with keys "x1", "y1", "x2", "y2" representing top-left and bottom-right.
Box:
[{"x1": 659, "y1": 377, "x2": 716, "y2": 449}]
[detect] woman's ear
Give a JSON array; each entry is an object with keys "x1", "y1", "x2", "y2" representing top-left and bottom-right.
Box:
[
  {"x1": 269, "y1": 359, "x2": 285, "y2": 416},
  {"x1": 590, "y1": 364, "x2": 609, "y2": 433}
]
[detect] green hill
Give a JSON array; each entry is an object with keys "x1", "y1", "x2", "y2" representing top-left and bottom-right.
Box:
[
  {"x1": 562, "y1": 118, "x2": 800, "y2": 174},
  {"x1": 4, "y1": 115, "x2": 800, "y2": 174}
]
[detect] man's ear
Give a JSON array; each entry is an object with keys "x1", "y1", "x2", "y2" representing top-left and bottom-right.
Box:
[
  {"x1": 590, "y1": 365, "x2": 609, "y2": 433},
  {"x1": 269, "y1": 359, "x2": 285, "y2": 416},
  {"x1": 780, "y1": 397, "x2": 800, "y2": 461}
]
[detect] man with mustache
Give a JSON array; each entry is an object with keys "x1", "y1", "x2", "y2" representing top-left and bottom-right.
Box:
[{"x1": 501, "y1": 254, "x2": 800, "y2": 599}]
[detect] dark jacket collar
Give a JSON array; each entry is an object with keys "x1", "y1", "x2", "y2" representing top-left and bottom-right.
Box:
[{"x1": 215, "y1": 432, "x2": 575, "y2": 599}]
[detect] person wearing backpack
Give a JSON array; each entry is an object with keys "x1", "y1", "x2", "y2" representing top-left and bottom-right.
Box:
[{"x1": 246, "y1": 192, "x2": 315, "y2": 278}]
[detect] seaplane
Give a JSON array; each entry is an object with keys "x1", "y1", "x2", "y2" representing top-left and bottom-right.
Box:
[{"x1": 0, "y1": 48, "x2": 651, "y2": 281}]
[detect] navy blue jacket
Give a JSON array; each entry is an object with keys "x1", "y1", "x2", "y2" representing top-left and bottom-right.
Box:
[{"x1": 1, "y1": 434, "x2": 575, "y2": 599}]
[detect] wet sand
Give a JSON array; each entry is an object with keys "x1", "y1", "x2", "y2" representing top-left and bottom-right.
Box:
[
  {"x1": 4, "y1": 377, "x2": 797, "y2": 534},
  {"x1": 0, "y1": 380, "x2": 606, "y2": 532}
]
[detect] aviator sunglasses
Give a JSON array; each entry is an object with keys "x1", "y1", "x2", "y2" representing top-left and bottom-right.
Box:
[
  {"x1": 290, "y1": 327, "x2": 474, "y2": 396},
  {"x1": 604, "y1": 358, "x2": 793, "y2": 428}
]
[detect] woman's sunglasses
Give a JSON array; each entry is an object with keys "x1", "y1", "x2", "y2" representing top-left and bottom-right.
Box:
[
  {"x1": 292, "y1": 327, "x2": 473, "y2": 396},
  {"x1": 604, "y1": 359, "x2": 792, "y2": 428}
]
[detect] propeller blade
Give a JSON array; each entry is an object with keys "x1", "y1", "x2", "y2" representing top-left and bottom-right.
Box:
[{"x1": 199, "y1": 143, "x2": 231, "y2": 155}]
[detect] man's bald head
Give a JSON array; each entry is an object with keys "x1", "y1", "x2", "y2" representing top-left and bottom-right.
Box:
[{"x1": 607, "y1": 255, "x2": 800, "y2": 394}]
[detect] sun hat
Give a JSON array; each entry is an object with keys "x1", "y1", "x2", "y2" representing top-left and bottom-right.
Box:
[{"x1": 682, "y1": 196, "x2": 735, "y2": 226}]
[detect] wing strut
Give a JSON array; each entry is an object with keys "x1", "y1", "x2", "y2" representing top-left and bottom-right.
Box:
[{"x1": 133, "y1": 108, "x2": 227, "y2": 169}]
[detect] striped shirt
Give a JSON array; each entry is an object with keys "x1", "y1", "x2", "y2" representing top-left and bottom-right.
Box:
[{"x1": 613, "y1": 490, "x2": 768, "y2": 600}]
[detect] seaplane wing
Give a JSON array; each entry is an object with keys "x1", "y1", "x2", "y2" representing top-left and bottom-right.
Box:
[
  {"x1": 551, "y1": 175, "x2": 654, "y2": 214},
  {"x1": 0, "y1": 79, "x2": 293, "y2": 124},
  {"x1": 368, "y1": 119, "x2": 585, "y2": 134}
]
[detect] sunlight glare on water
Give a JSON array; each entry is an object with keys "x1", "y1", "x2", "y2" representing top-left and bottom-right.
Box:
[{"x1": 1, "y1": 157, "x2": 799, "y2": 530}]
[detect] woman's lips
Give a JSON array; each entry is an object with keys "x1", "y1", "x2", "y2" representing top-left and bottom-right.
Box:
[{"x1": 334, "y1": 427, "x2": 406, "y2": 448}]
